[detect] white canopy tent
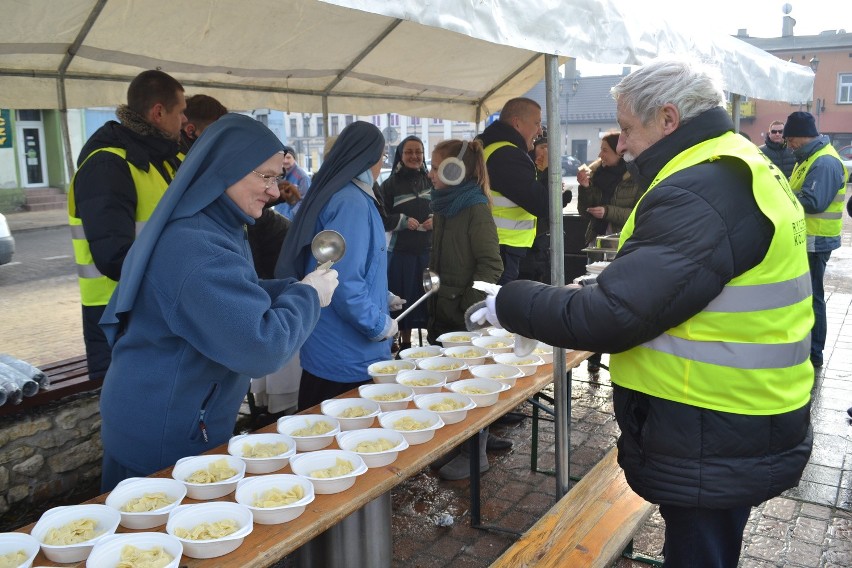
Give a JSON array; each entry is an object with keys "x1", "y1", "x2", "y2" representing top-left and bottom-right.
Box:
[{"x1": 0, "y1": 0, "x2": 815, "y2": 498}]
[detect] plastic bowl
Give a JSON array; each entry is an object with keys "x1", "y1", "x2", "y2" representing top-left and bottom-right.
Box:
[
  {"x1": 0, "y1": 532, "x2": 39, "y2": 568},
  {"x1": 398, "y1": 345, "x2": 443, "y2": 363},
  {"x1": 484, "y1": 327, "x2": 515, "y2": 339},
  {"x1": 32, "y1": 504, "x2": 121, "y2": 563},
  {"x1": 276, "y1": 414, "x2": 341, "y2": 451},
  {"x1": 234, "y1": 474, "x2": 315, "y2": 525},
  {"x1": 471, "y1": 335, "x2": 515, "y2": 354},
  {"x1": 413, "y1": 392, "x2": 475, "y2": 425},
  {"x1": 104, "y1": 477, "x2": 187, "y2": 530},
  {"x1": 335, "y1": 428, "x2": 409, "y2": 468},
  {"x1": 441, "y1": 345, "x2": 491, "y2": 366},
  {"x1": 395, "y1": 370, "x2": 446, "y2": 395},
  {"x1": 469, "y1": 363, "x2": 524, "y2": 388},
  {"x1": 320, "y1": 397, "x2": 381, "y2": 430},
  {"x1": 228, "y1": 432, "x2": 297, "y2": 474},
  {"x1": 448, "y1": 378, "x2": 510, "y2": 407},
  {"x1": 87, "y1": 532, "x2": 183, "y2": 568},
  {"x1": 289, "y1": 450, "x2": 368, "y2": 494},
  {"x1": 378, "y1": 409, "x2": 444, "y2": 445},
  {"x1": 357, "y1": 383, "x2": 414, "y2": 412},
  {"x1": 166, "y1": 502, "x2": 252, "y2": 559},
  {"x1": 415, "y1": 356, "x2": 468, "y2": 382},
  {"x1": 532, "y1": 342, "x2": 555, "y2": 364},
  {"x1": 435, "y1": 331, "x2": 481, "y2": 348},
  {"x1": 171, "y1": 454, "x2": 245, "y2": 500},
  {"x1": 493, "y1": 353, "x2": 545, "y2": 376},
  {"x1": 367, "y1": 359, "x2": 416, "y2": 384}
]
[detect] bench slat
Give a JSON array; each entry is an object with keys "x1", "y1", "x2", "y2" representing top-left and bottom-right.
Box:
[{"x1": 491, "y1": 447, "x2": 654, "y2": 568}]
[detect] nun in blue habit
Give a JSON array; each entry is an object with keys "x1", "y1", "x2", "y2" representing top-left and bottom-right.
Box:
[
  {"x1": 275, "y1": 121, "x2": 395, "y2": 410},
  {"x1": 98, "y1": 114, "x2": 336, "y2": 491}
]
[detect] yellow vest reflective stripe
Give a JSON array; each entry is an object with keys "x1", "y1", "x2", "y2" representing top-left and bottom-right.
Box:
[
  {"x1": 789, "y1": 144, "x2": 848, "y2": 237},
  {"x1": 68, "y1": 147, "x2": 177, "y2": 306},
  {"x1": 610, "y1": 131, "x2": 813, "y2": 415},
  {"x1": 483, "y1": 141, "x2": 537, "y2": 247}
]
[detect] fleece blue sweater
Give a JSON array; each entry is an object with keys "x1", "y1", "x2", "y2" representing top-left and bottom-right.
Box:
[{"x1": 99, "y1": 196, "x2": 320, "y2": 479}]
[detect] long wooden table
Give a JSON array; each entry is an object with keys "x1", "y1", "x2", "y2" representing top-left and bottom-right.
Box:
[{"x1": 21, "y1": 350, "x2": 590, "y2": 567}]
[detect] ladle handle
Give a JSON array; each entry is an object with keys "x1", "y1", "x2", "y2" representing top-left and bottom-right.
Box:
[
  {"x1": 393, "y1": 289, "x2": 434, "y2": 323},
  {"x1": 317, "y1": 260, "x2": 334, "y2": 271}
]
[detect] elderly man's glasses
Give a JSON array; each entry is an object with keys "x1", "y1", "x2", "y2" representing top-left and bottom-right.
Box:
[
  {"x1": 252, "y1": 170, "x2": 285, "y2": 190},
  {"x1": 770, "y1": 129, "x2": 784, "y2": 134}
]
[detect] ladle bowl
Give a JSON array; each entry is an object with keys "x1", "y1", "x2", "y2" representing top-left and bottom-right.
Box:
[
  {"x1": 311, "y1": 230, "x2": 346, "y2": 269},
  {"x1": 394, "y1": 269, "x2": 440, "y2": 322}
]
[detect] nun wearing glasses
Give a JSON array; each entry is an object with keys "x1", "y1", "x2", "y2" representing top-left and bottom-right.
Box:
[{"x1": 98, "y1": 114, "x2": 338, "y2": 491}]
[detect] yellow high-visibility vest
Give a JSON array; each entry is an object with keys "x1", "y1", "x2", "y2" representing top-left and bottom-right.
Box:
[
  {"x1": 68, "y1": 147, "x2": 177, "y2": 306},
  {"x1": 610, "y1": 131, "x2": 813, "y2": 415},
  {"x1": 788, "y1": 143, "x2": 847, "y2": 237},
  {"x1": 483, "y1": 141, "x2": 537, "y2": 248}
]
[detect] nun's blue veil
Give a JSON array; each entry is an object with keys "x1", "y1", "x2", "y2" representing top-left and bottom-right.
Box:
[
  {"x1": 100, "y1": 113, "x2": 284, "y2": 343},
  {"x1": 274, "y1": 121, "x2": 384, "y2": 280}
]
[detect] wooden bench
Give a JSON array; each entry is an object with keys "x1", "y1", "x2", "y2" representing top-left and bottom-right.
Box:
[
  {"x1": 0, "y1": 355, "x2": 101, "y2": 417},
  {"x1": 491, "y1": 446, "x2": 655, "y2": 568}
]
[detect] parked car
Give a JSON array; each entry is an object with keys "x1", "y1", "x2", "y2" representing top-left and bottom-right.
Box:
[
  {"x1": 838, "y1": 145, "x2": 852, "y2": 182},
  {"x1": 561, "y1": 155, "x2": 581, "y2": 176},
  {"x1": 0, "y1": 212, "x2": 15, "y2": 265}
]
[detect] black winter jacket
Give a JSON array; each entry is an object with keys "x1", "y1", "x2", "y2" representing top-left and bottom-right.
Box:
[
  {"x1": 759, "y1": 137, "x2": 796, "y2": 179},
  {"x1": 497, "y1": 107, "x2": 812, "y2": 508}
]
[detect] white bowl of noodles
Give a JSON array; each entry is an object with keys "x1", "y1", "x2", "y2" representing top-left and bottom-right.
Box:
[
  {"x1": 415, "y1": 356, "x2": 468, "y2": 382},
  {"x1": 227, "y1": 432, "x2": 297, "y2": 474},
  {"x1": 413, "y1": 392, "x2": 475, "y2": 425},
  {"x1": 442, "y1": 345, "x2": 491, "y2": 366},
  {"x1": 447, "y1": 378, "x2": 510, "y2": 407},
  {"x1": 276, "y1": 414, "x2": 340, "y2": 451},
  {"x1": 289, "y1": 450, "x2": 368, "y2": 494},
  {"x1": 367, "y1": 359, "x2": 416, "y2": 384},
  {"x1": 171, "y1": 454, "x2": 245, "y2": 500},
  {"x1": 398, "y1": 345, "x2": 443, "y2": 363},
  {"x1": 469, "y1": 363, "x2": 524, "y2": 388},
  {"x1": 378, "y1": 409, "x2": 444, "y2": 445},
  {"x1": 492, "y1": 353, "x2": 545, "y2": 377},
  {"x1": 31, "y1": 504, "x2": 121, "y2": 563},
  {"x1": 395, "y1": 370, "x2": 446, "y2": 395},
  {"x1": 471, "y1": 335, "x2": 514, "y2": 354},
  {"x1": 436, "y1": 331, "x2": 481, "y2": 348},
  {"x1": 166, "y1": 502, "x2": 252, "y2": 559},
  {"x1": 335, "y1": 428, "x2": 409, "y2": 468},
  {"x1": 104, "y1": 477, "x2": 186, "y2": 530},
  {"x1": 234, "y1": 474, "x2": 315, "y2": 525},
  {"x1": 320, "y1": 397, "x2": 381, "y2": 430},
  {"x1": 357, "y1": 383, "x2": 414, "y2": 412},
  {"x1": 0, "y1": 532, "x2": 39, "y2": 568},
  {"x1": 87, "y1": 532, "x2": 183, "y2": 568}
]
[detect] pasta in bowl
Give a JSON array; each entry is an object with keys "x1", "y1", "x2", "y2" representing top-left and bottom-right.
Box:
[
  {"x1": 357, "y1": 383, "x2": 415, "y2": 412},
  {"x1": 367, "y1": 359, "x2": 416, "y2": 384},
  {"x1": 289, "y1": 450, "x2": 368, "y2": 494},
  {"x1": 320, "y1": 397, "x2": 381, "y2": 430},
  {"x1": 0, "y1": 532, "x2": 39, "y2": 568},
  {"x1": 228, "y1": 432, "x2": 296, "y2": 474},
  {"x1": 413, "y1": 392, "x2": 476, "y2": 425},
  {"x1": 104, "y1": 477, "x2": 187, "y2": 530},
  {"x1": 170, "y1": 454, "x2": 245, "y2": 500},
  {"x1": 86, "y1": 532, "x2": 183, "y2": 568},
  {"x1": 31, "y1": 504, "x2": 121, "y2": 563},
  {"x1": 415, "y1": 356, "x2": 468, "y2": 382},
  {"x1": 377, "y1": 409, "x2": 445, "y2": 445},
  {"x1": 165, "y1": 502, "x2": 252, "y2": 559},
  {"x1": 234, "y1": 474, "x2": 315, "y2": 525},
  {"x1": 335, "y1": 427, "x2": 410, "y2": 468},
  {"x1": 276, "y1": 414, "x2": 341, "y2": 452}
]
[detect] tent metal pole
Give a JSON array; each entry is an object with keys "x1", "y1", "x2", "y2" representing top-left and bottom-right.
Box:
[
  {"x1": 545, "y1": 54, "x2": 570, "y2": 498},
  {"x1": 322, "y1": 96, "x2": 329, "y2": 139},
  {"x1": 731, "y1": 94, "x2": 742, "y2": 133}
]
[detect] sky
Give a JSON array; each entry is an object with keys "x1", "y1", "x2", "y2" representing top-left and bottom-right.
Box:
[{"x1": 577, "y1": 0, "x2": 850, "y2": 76}]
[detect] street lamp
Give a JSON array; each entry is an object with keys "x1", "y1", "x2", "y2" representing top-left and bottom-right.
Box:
[{"x1": 809, "y1": 56, "x2": 822, "y2": 129}]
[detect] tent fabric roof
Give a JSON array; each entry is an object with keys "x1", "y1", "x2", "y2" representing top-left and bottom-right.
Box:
[{"x1": 0, "y1": 0, "x2": 814, "y2": 120}]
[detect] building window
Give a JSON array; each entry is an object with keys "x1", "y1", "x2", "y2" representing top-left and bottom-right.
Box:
[
  {"x1": 840, "y1": 73, "x2": 852, "y2": 104},
  {"x1": 303, "y1": 115, "x2": 311, "y2": 136},
  {"x1": 345, "y1": 115, "x2": 354, "y2": 126},
  {"x1": 331, "y1": 116, "x2": 340, "y2": 135},
  {"x1": 432, "y1": 118, "x2": 443, "y2": 125},
  {"x1": 289, "y1": 118, "x2": 297, "y2": 136},
  {"x1": 410, "y1": 116, "x2": 421, "y2": 126},
  {"x1": 16, "y1": 110, "x2": 41, "y2": 121},
  {"x1": 389, "y1": 114, "x2": 399, "y2": 126},
  {"x1": 316, "y1": 117, "x2": 324, "y2": 137},
  {"x1": 371, "y1": 115, "x2": 382, "y2": 126}
]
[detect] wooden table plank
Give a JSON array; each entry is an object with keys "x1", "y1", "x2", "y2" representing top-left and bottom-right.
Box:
[{"x1": 21, "y1": 350, "x2": 589, "y2": 567}]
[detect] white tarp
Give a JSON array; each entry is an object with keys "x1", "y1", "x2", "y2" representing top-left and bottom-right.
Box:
[{"x1": 0, "y1": 0, "x2": 813, "y2": 119}]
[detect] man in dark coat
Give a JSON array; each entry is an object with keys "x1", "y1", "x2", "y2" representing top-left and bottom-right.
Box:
[
  {"x1": 479, "y1": 58, "x2": 814, "y2": 568},
  {"x1": 758, "y1": 119, "x2": 795, "y2": 178}
]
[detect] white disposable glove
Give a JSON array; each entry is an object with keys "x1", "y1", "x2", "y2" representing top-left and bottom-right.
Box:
[
  {"x1": 385, "y1": 318, "x2": 399, "y2": 340},
  {"x1": 300, "y1": 268, "x2": 338, "y2": 307},
  {"x1": 388, "y1": 291, "x2": 406, "y2": 311},
  {"x1": 469, "y1": 294, "x2": 501, "y2": 329}
]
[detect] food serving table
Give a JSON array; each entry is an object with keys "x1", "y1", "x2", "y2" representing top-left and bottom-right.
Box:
[{"x1": 20, "y1": 350, "x2": 590, "y2": 567}]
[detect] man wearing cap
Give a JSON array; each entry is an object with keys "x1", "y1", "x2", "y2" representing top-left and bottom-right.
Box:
[
  {"x1": 784, "y1": 111, "x2": 848, "y2": 368},
  {"x1": 273, "y1": 146, "x2": 312, "y2": 220}
]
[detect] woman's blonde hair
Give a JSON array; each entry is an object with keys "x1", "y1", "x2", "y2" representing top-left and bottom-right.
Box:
[{"x1": 432, "y1": 139, "x2": 492, "y2": 205}]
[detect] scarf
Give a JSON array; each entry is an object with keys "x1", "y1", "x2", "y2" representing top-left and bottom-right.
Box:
[
  {"x1": 430, "y1": 179, "x2": 489, "y2": 218},
  {"x1": 590, "y1": 160, "x2": 627, "y2": 235},
  {"x1": 100, "y1": 113, "x2": 284, "y2": 343},
  {"x1": 274, "y1": 121, "x2": 385, "y2": 280},
  {"x1": 116, "y1": 104, "x2": 174, "y2": 140}
]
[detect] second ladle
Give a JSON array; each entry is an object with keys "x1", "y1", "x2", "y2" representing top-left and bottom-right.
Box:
[
  {"x1": 394, "y1": 269, "x2": 440, "y2": 322},
  {"x1": 311, "y1": 230, "x2": 346, "y2": 270}
]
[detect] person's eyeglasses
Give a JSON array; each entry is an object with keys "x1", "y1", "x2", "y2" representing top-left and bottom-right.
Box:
[
  {"x1": 252, "y1": 170, "x2": 285, "y2": 190},
  {"x1": 770, "y1": 129, "x2": 784, "y2": 134}
]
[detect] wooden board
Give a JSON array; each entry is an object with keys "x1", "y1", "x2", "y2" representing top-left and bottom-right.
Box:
[
  {"x1": 0, "y1": 355, "x2": 101, "y2": 417},
  {"x1": 490, "y1": 447, "x2": 654, "y2": 568},
  {"x1": 19, "y1": 351, "x2": 591, "y2": 567}
]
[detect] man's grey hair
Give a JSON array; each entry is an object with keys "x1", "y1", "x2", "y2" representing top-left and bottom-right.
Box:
[{"x1": 611, "y1": 58, "x2": 726, "y2": 126}]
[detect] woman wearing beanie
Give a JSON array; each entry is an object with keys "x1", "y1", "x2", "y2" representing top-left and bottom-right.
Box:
[{"x1": 576, "y1": 131, "x2": 641, "y2": 377}]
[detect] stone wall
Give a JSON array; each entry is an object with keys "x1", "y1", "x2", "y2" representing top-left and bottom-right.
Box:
[{"x1": 0, "y1": 392, "x2": 102, "y2": 530}]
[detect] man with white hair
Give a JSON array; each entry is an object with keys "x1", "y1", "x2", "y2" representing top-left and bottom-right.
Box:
[{"x1": 482, "y1": 58, "x2": 814, "y2": 566}]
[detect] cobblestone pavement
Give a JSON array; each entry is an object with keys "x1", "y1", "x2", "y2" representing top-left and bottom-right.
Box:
[{"x1": 2, "y1": 207, "x2": 852, "y2": 567}]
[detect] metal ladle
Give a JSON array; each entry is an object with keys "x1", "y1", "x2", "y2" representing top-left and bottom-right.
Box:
[
  {"x1": 394, "y1": 269, "x2": 440, "y2": 322},
  {"x1": 311, "y1": 230, "x2": 346, "y2": 270}
]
